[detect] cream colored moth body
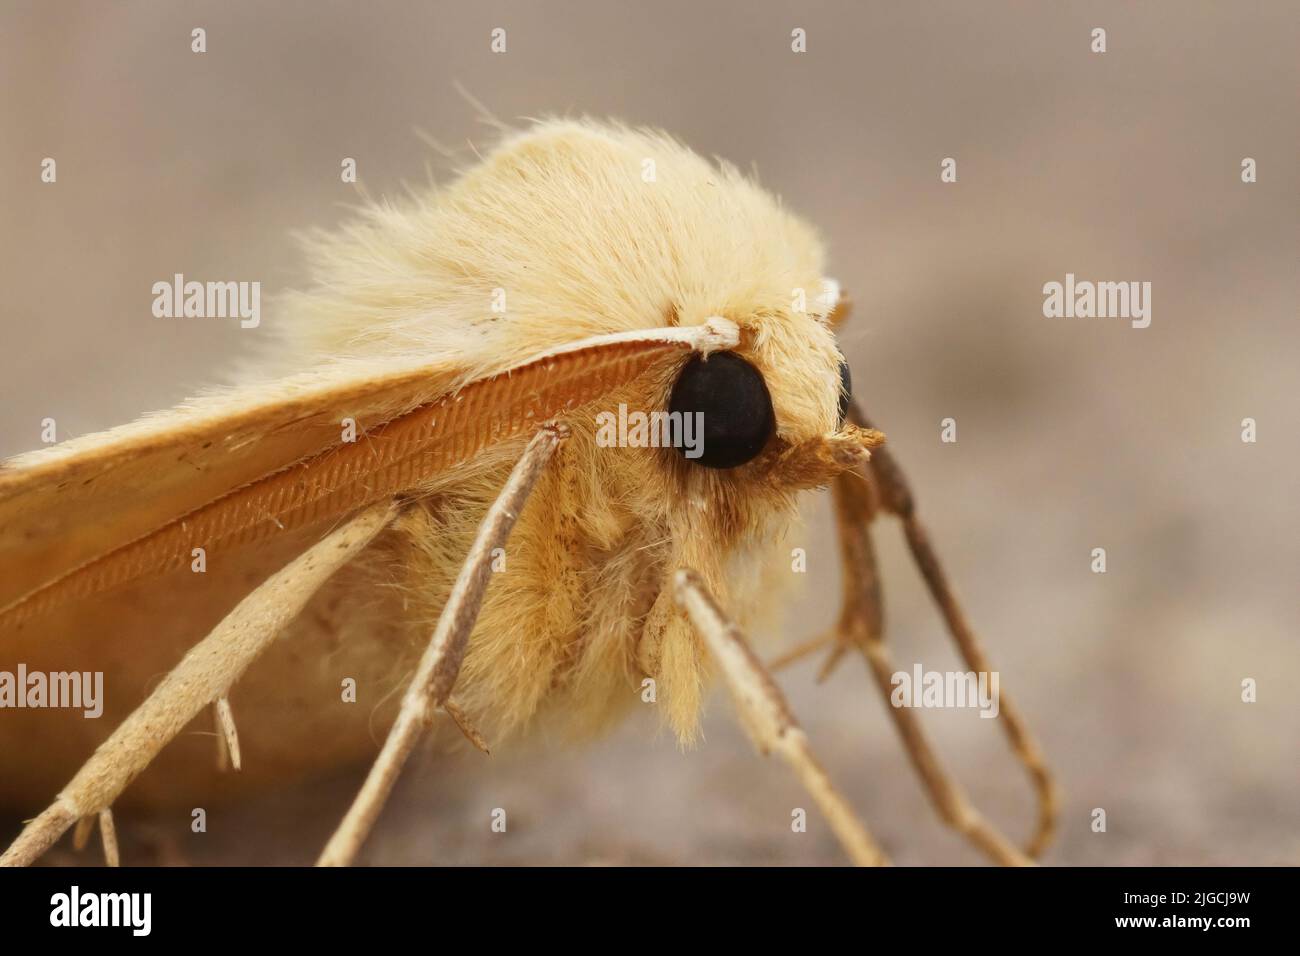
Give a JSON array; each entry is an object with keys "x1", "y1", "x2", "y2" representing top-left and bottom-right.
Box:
[{"x1": 0, "y1": 120, "x2": 1055, "y2": 866}]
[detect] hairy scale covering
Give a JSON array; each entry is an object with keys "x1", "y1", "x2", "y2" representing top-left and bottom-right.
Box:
[{"x1": 261, "y1": 119, "x2": 846, "y2": 746}]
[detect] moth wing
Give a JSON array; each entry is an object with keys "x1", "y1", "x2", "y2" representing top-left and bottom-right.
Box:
[
  {"x1": 0, "y1": 356, "x2": 467, "y2": 610},
  {"x1": 0, "y1": 321, "x2": 730, "y2": 617}
]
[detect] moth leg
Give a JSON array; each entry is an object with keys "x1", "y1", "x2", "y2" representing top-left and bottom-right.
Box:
[
  {"x1": 825, "y1": 471, "x2": 1030, "y2": 865},
  {"x1": 672, "y1": 568, "x2": 890, "y2": 867},
  {"x1": 98, "y1": 808, "x2": 120, "y2": 868},
  {"x1": 317, "y1": 423, "x2": 568, "y2": 867},
  {"x1": 767, "y1": 630, "x2": 837, "y2": 672},
  {"x1": 71, "y1": 814, "x2": 95, "y2": 852},
  {"x1": 0, "y1": 500, "x2": 399, "y2": 867},
  {"x1": 832, "y1": 399, "x2": 1059, "y2": 861},
  {"x1": 214, "y1": 697, "x2": 242, "y2": 772},
  {"x1": 442, "y1": 699, "x2": 491, "y2": 755}
]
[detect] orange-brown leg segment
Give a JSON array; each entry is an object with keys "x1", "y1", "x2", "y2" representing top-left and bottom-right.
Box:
[{"x1": 824, "y1": 400, "x2": 1058, "y2": 862}]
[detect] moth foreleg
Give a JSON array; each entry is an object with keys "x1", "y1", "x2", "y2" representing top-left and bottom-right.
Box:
[
  {"x1": 826, "y1": 470, "x2": 1033, "y2": 865},
  {"x1": 841, "y1": 399, "x2": 1059, "y2": 860},
  {"x1": 0, "y1": 499, "x2": 399, "y2": 867},
  {"x1": 672, "y1": 568, "x2": 890, "y2": 867},
  {"x1": 316, "y1": 423, "x2": 569, "y2": 867}
]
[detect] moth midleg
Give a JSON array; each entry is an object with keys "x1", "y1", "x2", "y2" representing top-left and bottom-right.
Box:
[
  {"x1": 846, "y1": 400, "x2": 1059, "y2": 859},
  {"x1": 828, "y1": 469, "x2": 1033, "y2": 866},
  {"x1": 671, "y1": 568, "x2": 890, "y2": 867},
  {"x1": 317, "y1": 423, "x2": 569, "y2": 867},
  {"x1": 0, "y1": 500, "x2": 398, "y2": 867}
]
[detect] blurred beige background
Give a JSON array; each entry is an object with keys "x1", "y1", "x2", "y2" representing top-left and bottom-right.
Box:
[{"x1": 2, "y1": 1, "x2": 1296, "y2": 865}]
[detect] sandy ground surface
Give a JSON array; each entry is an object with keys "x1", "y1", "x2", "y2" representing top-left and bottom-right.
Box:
[{"x1": 3, "y1": 2, "x2": 1296, "y2": 865}]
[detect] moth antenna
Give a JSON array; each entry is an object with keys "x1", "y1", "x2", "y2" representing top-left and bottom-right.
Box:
[
  {"x1": 672, "y1": 568, "x2": 890, "y2": 867},
  {"x1": 0, "y1": 501, "x2": 398, "y2": 867},
  {"x1": 318, "y1": 423, "x2": 566, "y2": 866},
  {"x1": 0, "y1": 321, "x2": 735, "y2": 630}
]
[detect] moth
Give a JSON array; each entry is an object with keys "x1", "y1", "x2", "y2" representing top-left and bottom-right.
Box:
[{"x1": 0, "y1": 119, "x2": 1056, "y2": 867}]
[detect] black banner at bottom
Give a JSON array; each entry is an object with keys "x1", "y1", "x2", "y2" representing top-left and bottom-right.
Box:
[{"x1": 0, "y1": 866, "x2": 1286, "y2": 942}]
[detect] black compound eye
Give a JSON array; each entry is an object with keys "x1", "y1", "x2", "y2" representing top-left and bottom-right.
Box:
[
  {"x1": 668, "y1": 351, "x2": 775, "y2": 469},
  {"x1": 837, "y1": 358, "x2": 853, "y2": 428}
]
